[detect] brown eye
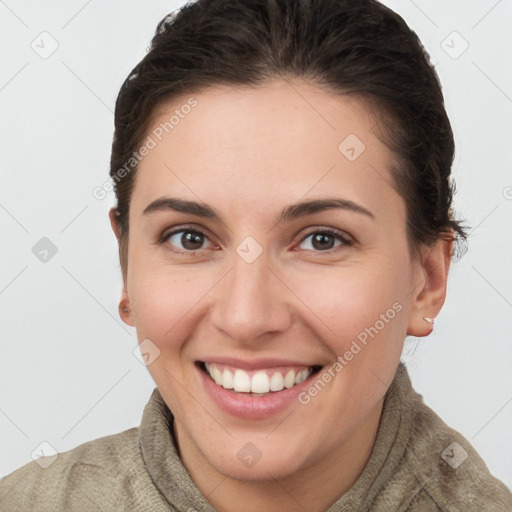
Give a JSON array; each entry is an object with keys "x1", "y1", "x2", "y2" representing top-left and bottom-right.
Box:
[
  {"x1": 298, "y1": 229, "x2": 352, "y2": 252},
  {"x1": 164, "y1": 228, "x2": 212, "y2": 252}
]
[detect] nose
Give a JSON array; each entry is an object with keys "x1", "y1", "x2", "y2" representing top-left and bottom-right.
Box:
[{"x1": 210, "y1": 247, "x2": 292, "y2": 346}]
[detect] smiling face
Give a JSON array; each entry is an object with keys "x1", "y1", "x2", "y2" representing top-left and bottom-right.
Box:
[{"x1": 111, "y1": 78, "x2": 441, "y2": 488}]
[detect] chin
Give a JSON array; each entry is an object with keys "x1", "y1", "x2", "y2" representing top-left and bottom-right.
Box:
[
  {"x1": 209, "y1": 448, "x2": 307, "y2": 482},
  {"x1": 193, "y1": 430, "x2": 316, "y2": 483}
]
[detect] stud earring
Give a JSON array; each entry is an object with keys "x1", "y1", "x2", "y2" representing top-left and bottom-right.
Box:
[
  {"x1": 119, "y1": 303, "x2": 130, "y2": 314},
  {"x1": 423, "y1": 317, "x2": 435, "y2": 324}
]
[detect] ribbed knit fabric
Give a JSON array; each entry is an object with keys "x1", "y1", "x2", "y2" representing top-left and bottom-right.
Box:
[{"x1": 1, "y1": 363, "x2": 511, "y2": 511}]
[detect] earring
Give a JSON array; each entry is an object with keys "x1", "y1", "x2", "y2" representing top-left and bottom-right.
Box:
[
  {"x1": 423, "y1": 317, "x2": 435, "y2": 325},
  {"x1": 119, "y1": 303, "x2": 130, "y2": 314}
]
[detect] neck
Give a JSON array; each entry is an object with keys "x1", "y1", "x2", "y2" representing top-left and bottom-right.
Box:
[{"x1": 174, "y1": 398, "x2": 384, "y2": 512}]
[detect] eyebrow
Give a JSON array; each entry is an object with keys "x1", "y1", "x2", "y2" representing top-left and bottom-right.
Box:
[{"x1": 142, "y1": 196, "x2": 375, "y2": 223}]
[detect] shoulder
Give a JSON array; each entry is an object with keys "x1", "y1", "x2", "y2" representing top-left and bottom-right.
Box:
[
  {"x1": 0, "y1": 427, "x2": 151, "y2": 512},
  {"x1": 400, "y1": 387, "x2": 512, "y2": 511}
]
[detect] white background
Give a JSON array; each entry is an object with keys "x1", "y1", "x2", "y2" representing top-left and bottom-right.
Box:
[{"x1": 1, "y1": 0, "x2": 511, "y2": 490}]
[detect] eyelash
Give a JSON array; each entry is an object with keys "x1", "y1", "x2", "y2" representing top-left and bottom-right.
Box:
[{"x1": 159, "y1": 225, "x2": 353, "y2": 256}]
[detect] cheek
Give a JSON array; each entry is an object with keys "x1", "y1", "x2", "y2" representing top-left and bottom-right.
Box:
[
  {"x1": 128, "y1": 269, "x2": 201, "y2": 348},
  {"x1": 288, "y1": 258, "x2": 411, "y2": 354}
]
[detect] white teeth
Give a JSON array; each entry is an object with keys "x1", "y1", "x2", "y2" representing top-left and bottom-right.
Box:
[
  {"x1": 233, "y1": 369, "x2": 251, "y2": 392},
  {"x1": 251, "y1": 371, "x2": 270, "y2": 393},
  {"x1": 295, "y1": 369, "x2": 309, "y2": 385},
  {"x1": 222, "y1": 368, "x2": 234, "y2": 389},
  {"x1": 204, "y1": 363, "x2": 313, "y2": 394},
  {"x1": 270, "y1": 372, "x2": 284, "y2": 391},
  {"x1": 212, "y1": 365, "x2": 223, "y2": 385},
  {"x1": 284, "y1": 370, "x2": 295, "y2": 389}
]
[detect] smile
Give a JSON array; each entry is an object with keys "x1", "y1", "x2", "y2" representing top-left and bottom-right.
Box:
[
  {"x1": 203, "y1": 362, "x2": 318, "y2": 394},
  {"x1": 196, "y1": 359, "x2": 323, "y2": 419}
]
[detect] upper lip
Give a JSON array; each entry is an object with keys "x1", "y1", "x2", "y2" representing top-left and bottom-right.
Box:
[{"x1": 198, "y1": 357, "x2": 322, "y2": 371}]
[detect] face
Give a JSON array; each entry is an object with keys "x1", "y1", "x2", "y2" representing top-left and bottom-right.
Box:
[{"x1": 117, "y1": 79, "x2": 429, "y2": 482}]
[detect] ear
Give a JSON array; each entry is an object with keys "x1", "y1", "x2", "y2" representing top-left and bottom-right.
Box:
[
  {"x1": 407, "y1": 235, "x2": 453, "y2": 337},
  {"x1": 109, "y1": 207, "x2": 122, "y2": 241},
  {"x1": 118, "y1": 286, "x2": 135, "y2": 327},
  {"x1": 109, "y1": 208, "x2": 134, "y2": 326}
]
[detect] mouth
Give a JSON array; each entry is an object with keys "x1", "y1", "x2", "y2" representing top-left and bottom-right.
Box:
[{"x1": 197, "y1": 361, "x2": 323, "y2": 396}]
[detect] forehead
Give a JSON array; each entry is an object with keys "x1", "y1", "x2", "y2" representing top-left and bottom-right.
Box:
[{"x1": 130, "y1": 79, "x2": 403, "y2": 225}]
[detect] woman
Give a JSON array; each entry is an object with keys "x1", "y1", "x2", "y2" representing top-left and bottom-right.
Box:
[{"x1": 1, "y1": 0, "x2": 510, "y2": 510}]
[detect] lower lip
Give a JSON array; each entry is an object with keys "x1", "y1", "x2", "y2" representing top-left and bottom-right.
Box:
[{"x1": 197, "y1": 365, "x2": 316, "y2": 420}]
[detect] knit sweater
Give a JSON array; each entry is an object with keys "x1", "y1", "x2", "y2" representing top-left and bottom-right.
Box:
[{"x1": 1, "y1": 363, "x2": 511, "y2": 511}]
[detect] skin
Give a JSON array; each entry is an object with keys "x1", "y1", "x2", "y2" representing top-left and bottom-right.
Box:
[{"x1": 109, "y1": 78, "x2": 452, "y2": 512}]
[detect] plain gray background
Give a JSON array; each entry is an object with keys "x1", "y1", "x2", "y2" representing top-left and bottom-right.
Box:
[{"x1": 1, "y1": 0, "x2": 511, "y2": 489}]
